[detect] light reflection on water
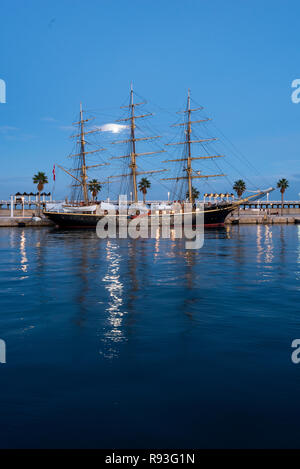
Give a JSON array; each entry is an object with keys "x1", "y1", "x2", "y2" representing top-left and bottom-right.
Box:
[
  {"x1": 100, "y1": 240, "x2": 127, "y2": 359},
  {"x1": 19, "y1": 230, "x2": 28, "y2": 275},
  {"x1": 256, "y1": 225, "x2": 273, "y2": 264}
]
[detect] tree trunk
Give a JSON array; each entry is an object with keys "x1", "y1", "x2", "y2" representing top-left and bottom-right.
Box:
[
  {"x1": 38, "y1": 191, "x2": 41, "y2": 216},
  {"x1": 37, "y1": 182, "x2": 43, "y2": 216},
  {"x1": 281, "y1": 190, "x2": 284, "y2": 216},
  {"x1": 143, "y1": 190, "x2": 146, "y2": 204}
]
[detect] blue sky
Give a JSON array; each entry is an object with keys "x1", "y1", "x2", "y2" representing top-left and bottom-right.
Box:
[{"x1": 0, "y1": 0, "x2": 300, "y2": 200}]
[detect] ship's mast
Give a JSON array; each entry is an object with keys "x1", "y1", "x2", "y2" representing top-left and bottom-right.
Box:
[
  {"x1": 58, "y1": 103, "x2": 108, "y2": 204},
  {"x1": 111, "y1": 84, "x2": 167, "y2": 204},
  {"x1": 187, "y1": 89, "x2": 193, "y2": 203},
  {"x1": 162, "y1": 90, "x2": 226, "y2": 203},
  {"x1": 130, "y1": 84, "x2": 138, "y2": 202},
  {"x1": 80, "y1": 103, "x2": 89, "y2": 204}
]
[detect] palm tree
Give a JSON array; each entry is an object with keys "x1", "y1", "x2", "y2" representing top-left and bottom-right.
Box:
[
  {"x1": 32, "y1": 171, "x2": 48, "y2": 215},
  {"x1": 277, "y1": 178, "x2": 289, "y2": 215},
  {"x1": 88, "y1": 179, "x2": 102, "y2": 202},
  {"x1": 185, "y1": 186, "x2": 200, "y2": 202},
  {"x1": 233, "y1": 179, "x2": 246, "y2": 198},
  {"x1": 138, "y1": 178, "x2": 151, "y2": 204}
]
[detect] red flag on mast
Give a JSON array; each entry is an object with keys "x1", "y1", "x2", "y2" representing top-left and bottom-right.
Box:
[{"x1": 52, "y1": 165, "x2": 56, "y2": 181}]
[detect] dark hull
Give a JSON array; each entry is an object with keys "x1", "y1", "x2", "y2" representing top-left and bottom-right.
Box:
[{"x1": 44, "y1": 204, "x2": 235, "y2": 229}]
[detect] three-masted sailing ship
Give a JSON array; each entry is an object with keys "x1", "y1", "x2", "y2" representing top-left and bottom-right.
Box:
[{"x1": 44, "y1": 86, "x2": 273, "y2": 228}]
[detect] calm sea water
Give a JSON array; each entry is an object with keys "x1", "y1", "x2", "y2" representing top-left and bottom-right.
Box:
[{"x1": 0, "y1": 225, "x2": 300, "y2": 448}]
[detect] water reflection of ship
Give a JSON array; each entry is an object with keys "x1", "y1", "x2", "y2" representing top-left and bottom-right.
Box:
[
  {"x1": 182, "y1": 250, "x2": 199, "y2": 320},
  {"x1": 127, "y1": 240, "x2": 139, "y2": 309},
  {"x1": 57, "y1": 231, "x2": 99, "y2": 327},
  {"x1": 73, "y1": 236, "x2": 90, "y2": 327}
]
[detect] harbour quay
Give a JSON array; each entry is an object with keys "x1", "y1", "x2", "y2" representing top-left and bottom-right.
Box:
[
  {"x1": 0, "y1": 217, "x2": 54, "y2": 227},
  {"x1": 227, "y1": 201, "x2": 300, "y2": 224},
  {"x1": 0, "y1": 196, "x2": 54, "y2": 227}
]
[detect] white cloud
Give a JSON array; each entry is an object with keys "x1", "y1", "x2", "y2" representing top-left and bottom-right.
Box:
[
  {"x1": 98, "y1": 123, "x2": 128, "y2": 134},
  {"x1": 59, "y1": 125, "x2": 73, "y2": 131},
  {"x1": 0, "y1": 126, "x2": 18, "y2": 133},
  {"x1": 57, "y1": 122, "x2": 128, "y2": 134},
  {"x1": 41, "y1": 117, "x2": 57, "y2": 122}
]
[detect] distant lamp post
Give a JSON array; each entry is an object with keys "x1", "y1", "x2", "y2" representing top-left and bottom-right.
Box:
[{"x1": 168, "y1": 191, "x2": 170, "y2": 202}]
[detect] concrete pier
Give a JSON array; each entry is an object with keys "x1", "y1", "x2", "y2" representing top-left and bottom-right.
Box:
[
  {"x1": 226, "y1": 211, "x2": 299, "y2": 225},
  {"x1": 226, "y1": 216, "x2": 296, "y2": 225},
  {"x1": 225, "y1": 201, "x2": 300, "y2": 224},
  {"x1": 0, "y1": 217, "x2": 54, "y2": 227}
]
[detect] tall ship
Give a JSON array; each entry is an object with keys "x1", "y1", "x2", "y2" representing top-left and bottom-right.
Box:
[{"x1": 44, "y1": 87, "x2": 273, "y2": 228}]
